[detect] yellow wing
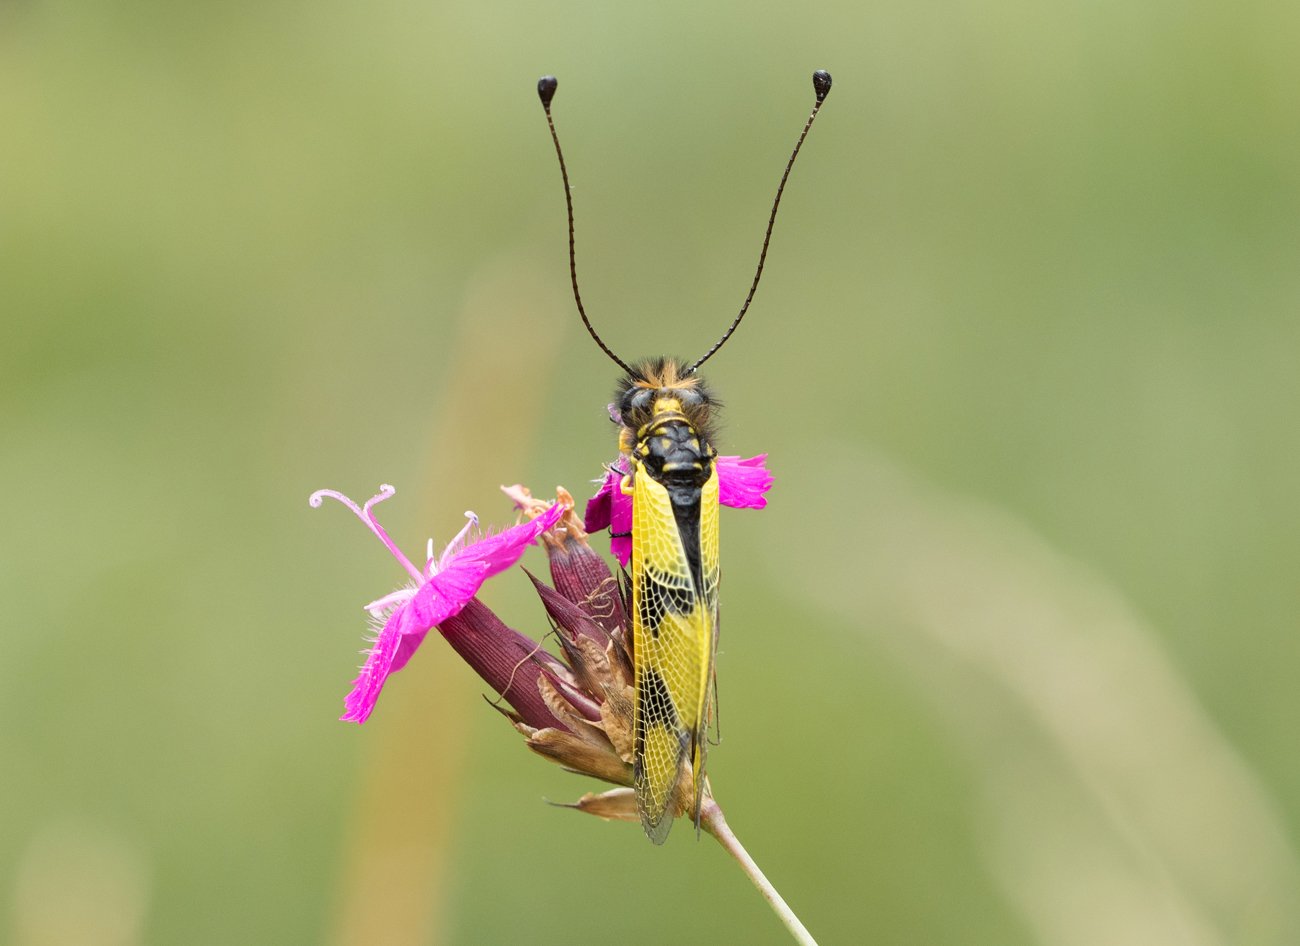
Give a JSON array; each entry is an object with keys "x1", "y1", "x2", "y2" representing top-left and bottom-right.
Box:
[
  {"x1": 628, "y1": 463, "x2": 719, "y2": 844},
  {"x1": 695, "y1": 466, "x2": 720, "y2": 817}
]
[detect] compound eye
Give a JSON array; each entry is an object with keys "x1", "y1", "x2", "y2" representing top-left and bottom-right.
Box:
[
  {"x1": 619, "y1": 388, "x2": 652, "y2": 421},
  {"x1": 677, "y1": 389, "x2": 703, "y2": 406}
]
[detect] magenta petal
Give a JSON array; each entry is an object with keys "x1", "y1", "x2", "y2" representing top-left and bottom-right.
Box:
[
  {"x1": 341, "y1": 605, "x2": 408, "y2": 724},
  {"x1": 584, "y1": 461, "x2": 634, "y2": 566},
  {"x1": 400, "y1": 565, "x2": 484, "y2": 635},
  {"x1": 451, "y1": 501, "x2": 565, "y2": 579},
  {"x1": 340, "y1": 502, "x2": 563, "y2": 723},
  {"x1": 583, "y1": 468, "x2": 620, "y2": 533},
  {"x1": 608, "y1": 487, "x2": 632, "y2": 567},
  {"x1": 389, "y1": 627, "x2": 429, "y2": 675},
  {"x1": 399, "y1": 501, "x2": 565, "y2": 642},
  {"x1": 343, "y1": 570, "x2": 488, "y2": 723},
  {"x1": 717, "y1": 454, "x2": 774, "y2": 509}
]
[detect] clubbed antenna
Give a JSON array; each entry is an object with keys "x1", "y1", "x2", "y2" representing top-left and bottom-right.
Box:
[
  {"x1": 537, "y1": 75, "x2": 635, "y2": 376},
  {"x1": 687, "y1": 69, "x2": 833, "y2": 374}
]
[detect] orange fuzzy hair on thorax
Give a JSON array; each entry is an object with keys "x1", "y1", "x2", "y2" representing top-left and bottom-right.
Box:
[{"x1": 614, "y1": 358, "x2": 718, "y2": 452}]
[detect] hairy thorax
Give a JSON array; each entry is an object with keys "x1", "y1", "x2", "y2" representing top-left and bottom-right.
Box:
[{"x1": 616, "y1": 358, "x2": 718, "y2": 497}]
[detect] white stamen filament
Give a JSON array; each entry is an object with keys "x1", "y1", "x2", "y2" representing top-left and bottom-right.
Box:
[
  {"x1": 435, "y1": 511, "x2": 479, "y2": 574},
  {"x1": 363, "y1": 588, "x2": 415, "y2": 616}
]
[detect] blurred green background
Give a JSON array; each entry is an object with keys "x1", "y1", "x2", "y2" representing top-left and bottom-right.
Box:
[{"x1": 4, "y1": 0, "x2": 1299, "y2": 943}]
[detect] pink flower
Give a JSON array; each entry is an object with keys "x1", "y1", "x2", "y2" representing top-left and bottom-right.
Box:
[
  {"x1": 583, "y1": 454, "x2": 774, "y2": 566},
  {"x1": 714, "y1": 454, "x2": 776, "y2": 509},
  {"x1": 309, "y1": 484, "x2": 563, "y2": 723}
]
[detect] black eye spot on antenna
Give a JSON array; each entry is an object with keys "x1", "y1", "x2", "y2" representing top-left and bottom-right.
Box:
[
  {"x1": 812, "y1": 70, "x2": 832, "y2": 102},
  {"x1": 537, "y1": 75, "x2": 558, "y2": 108}
]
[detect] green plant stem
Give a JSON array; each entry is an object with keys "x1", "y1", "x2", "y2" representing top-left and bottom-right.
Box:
[{"x1": 700, "y1": 798, "x2": 819, "y2": 946}]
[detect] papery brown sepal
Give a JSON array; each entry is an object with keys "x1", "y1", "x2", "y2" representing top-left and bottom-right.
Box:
[
  {"x1": 552, "y1": 788, "x2": 641, "y2": 822},
  {"x1": 526, "y1": 728, "x2": 634, "y2": 787},
  {"x1": 598, "y1": 682, "x2": 636, "y2": 763}
]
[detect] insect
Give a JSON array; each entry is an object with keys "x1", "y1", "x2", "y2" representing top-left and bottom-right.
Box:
[{"x1": 536, "y1": 70, "x2": 832, "y2": 843}]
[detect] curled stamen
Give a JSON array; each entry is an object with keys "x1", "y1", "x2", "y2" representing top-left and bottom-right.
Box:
[
  {"x1": 363, "y1": 484, "x2": 398, "y2": 517},
  {"x1": 309, "y1": 484, "x2": 424, "y2": 583},
  {"x1": 309, "y1": 487, "x2": 364, "y2": 516}
]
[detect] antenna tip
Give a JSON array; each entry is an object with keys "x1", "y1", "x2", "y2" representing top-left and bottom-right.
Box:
[
  {"x1": 537, "y1": 75, "x2": 558, "y2": 109},
  {"x1": 812, "y1": 69, "x2": 832, "y2": 102}
]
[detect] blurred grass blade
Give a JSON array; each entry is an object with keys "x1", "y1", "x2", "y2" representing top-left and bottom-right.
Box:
[{"x1": 784, "y1": 445, "x2": 1300, "y2": 946}]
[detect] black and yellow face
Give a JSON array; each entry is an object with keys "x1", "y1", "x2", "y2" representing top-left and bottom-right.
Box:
[
  {"x1": 615, "y1": 358, "x2": 716, "y2": 456},
  {"x1": 614, "y1": 358, "x2": 717, "y2": 489}
]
